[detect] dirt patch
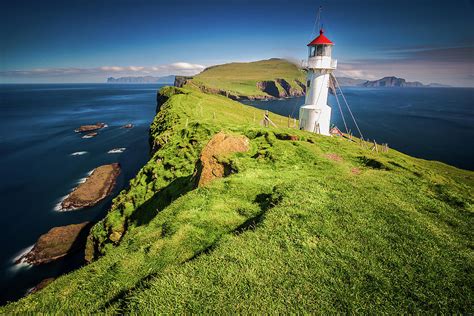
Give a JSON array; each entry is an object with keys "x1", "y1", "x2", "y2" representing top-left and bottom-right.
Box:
[
  {"x1": 325, "y1": 153, "x2": 343, "y2": 162},
  {"x1": 351, "y1": 167, "x2": 361, "y2": 175},
  {"x1": 275, "y1": 133, "x2": 299, "y2": 141},
  {"x1": 16, "y1": 222, "x2": 91, "y2": 265},
  {"x1": 196, "y1": 132, "x2": 249, "y2": 187},
  {"x1": 61, "y1": 163, "x2": 121, "y2": 210}
]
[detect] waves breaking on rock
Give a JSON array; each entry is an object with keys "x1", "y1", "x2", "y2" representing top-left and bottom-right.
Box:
[
  {"x1": 70, "y1": 151, "x2": 88, "y2": 156},
  {"x1": 108, "y1": 148, "x2": 126, "y2": 154}
]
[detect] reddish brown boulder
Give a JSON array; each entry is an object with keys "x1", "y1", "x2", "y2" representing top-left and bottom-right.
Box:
[{"x1": 196, "y1": 132, "x2": 249, "y2": 187}]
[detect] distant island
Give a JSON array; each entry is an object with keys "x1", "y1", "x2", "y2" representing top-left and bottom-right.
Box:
[
  {"x1": 337, "y1": 76, "x2": 450, "y2": 88},
  {"x1": 107, "y1": 75, "x2": 175, "y2": 83}
]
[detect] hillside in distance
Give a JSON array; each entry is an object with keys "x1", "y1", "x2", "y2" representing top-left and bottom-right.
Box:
[
  {"x1": 107, "y1": 75, "x2": 175, "y2": 83},
  {"x1": 2, "y1": 60, "x2": 472, "y2": 314},
  {"x1": 360, "y1": 76, "x2": 450, "y2": 88},
  {"x1": 178, "y1": 58, "x2": 307, "y2": 99}
]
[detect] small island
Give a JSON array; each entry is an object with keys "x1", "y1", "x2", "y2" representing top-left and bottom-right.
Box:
[{"x1": 60, "y1": 163, "x2": 121, "y2": 210}]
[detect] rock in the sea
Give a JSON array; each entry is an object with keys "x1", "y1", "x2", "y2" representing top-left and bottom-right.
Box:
[
  {"x1": 75, "y1": 123, "x2": 106, "y2": 133},
  {"x1": 195, "y1": 132, "x2": 249, "y2": 187},
  {"x1": 60, "y1": 163, "x2": 121, "y2": 210},
  {"x1": 122, "y1": 123, "x2": 134, "y2": 129},
  {"x1": 28, "y1": 278, "x2": 55, "y2": 294},
  {"x1": 16, "y1": 222, "x2": 91, "y2": 265}
]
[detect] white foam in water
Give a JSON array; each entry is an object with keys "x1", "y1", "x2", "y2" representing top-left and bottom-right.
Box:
[
  {"x1": 53, "y1": 194, "x2": 70, "y2": 212},
  {"x1": 70, "y1": 151, "x2": 88, "y2": 156},
  {"x1": 81, "y1": 134, "x2": 95, "y2": 139},
  {"x1": 10, "y1": 244, "x2": 34, "y2": 272},
  {"x1": 108, "y1": 148, "x2": 126, "y2": 154},
  {"x1": 53, "y1": 169, "x2": 95, "y2": 211}
]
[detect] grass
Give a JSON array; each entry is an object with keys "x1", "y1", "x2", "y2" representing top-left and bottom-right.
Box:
[
  {"x1": 1, "y1": 85, "x2": 473, "y2": 313},
  {"x1": 191, "y1": 58, "x2": 306, "y2": 97}
]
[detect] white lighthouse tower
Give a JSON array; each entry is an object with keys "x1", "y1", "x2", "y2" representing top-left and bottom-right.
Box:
[{"x1": 299, "y1": 29, "x2": 337, "y2": 135}]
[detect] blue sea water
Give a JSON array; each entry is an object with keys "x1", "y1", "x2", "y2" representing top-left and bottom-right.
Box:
[
  {"x1": 0, "y1": 85, "x2": 472, "y2": 305},
  {"x1": 0, "y1": 84, "x2": 165, "y2": 304},
  {"x1": 242, "y1": 87, "x2": 474, "y2": 171}
]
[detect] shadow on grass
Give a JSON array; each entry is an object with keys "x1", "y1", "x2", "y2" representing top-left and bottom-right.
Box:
[{"x1": 130, "y1": 175, "x2": 195, "y2": 227}]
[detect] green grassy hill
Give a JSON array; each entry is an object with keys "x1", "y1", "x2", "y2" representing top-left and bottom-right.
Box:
[
  {"x1": 187, "y1": 58, "x2": 307, "y2": 99},
  {"x1": 2, "y1": 77, "x2": 473, "y2": 313}
]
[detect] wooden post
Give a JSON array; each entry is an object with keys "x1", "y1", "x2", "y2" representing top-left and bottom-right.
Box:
[
  {"x1": 293, "y1": 118, "x2": 297, "y2": 128},
  {"x1": 213, "y1": 112, "x2": 216, "y2": 120},
  {"x1": 185, "y1": 118, "x2": 188, "y2": 128},
  {"x1": 253, "y1": 113, "x2": 256, "y2": 123},
  {"x1": 288, "y1": 115, "x2": 290, "y2": 128},
  {"x1": 373, "y1": 140, "x2": 378, "y2": 153}
]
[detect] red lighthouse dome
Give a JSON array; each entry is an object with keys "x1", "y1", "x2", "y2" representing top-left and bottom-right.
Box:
[{"x1": 307, "y1": 29, "x2": 334, "y2": 46}]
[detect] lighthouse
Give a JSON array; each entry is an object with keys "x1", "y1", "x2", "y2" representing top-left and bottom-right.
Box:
[{"x1": 299, "y1": 29, "x2": 337, "y2": 135}]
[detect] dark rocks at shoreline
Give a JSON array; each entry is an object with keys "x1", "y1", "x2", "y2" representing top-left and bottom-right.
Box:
[
  {"x1": 122, "y1": 123, "x2": 134, "y2": 129},
  {"x1": 60, "y1": 163, "x2": 121, "y2": 210},
  {"x1": 16, "y1": 222, "x2": 92, "y2": 265},
  {"x1": 75, "y1": 123, "x2": 106, "y2": 133},
  {"x1": 28, "y1": 278, "x2": 56, "y2": 294}
]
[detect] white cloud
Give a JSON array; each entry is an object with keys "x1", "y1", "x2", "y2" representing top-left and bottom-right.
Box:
[{"x1": 1, "y1": 62, "x2": 206, "y2": 79}]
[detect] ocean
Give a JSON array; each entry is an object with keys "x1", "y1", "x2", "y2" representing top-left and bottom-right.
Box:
[
  {"x1": 0, "y1": 84, "x2": 472, "y2": 304},
  {"x1": 242, "y1": 87, "x2": 474, "y2": 171},
  {"x1": 0, "y1": 84, "x2": 165, "y2": 304}
]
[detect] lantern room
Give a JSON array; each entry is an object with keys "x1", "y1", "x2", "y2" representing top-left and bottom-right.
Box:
[{"x1": 307, "y1": 29, "x2": 334, "y2": 58}]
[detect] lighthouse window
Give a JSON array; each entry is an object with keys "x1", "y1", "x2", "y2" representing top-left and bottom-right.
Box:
[
  {"x1": 324, "y1": 45, "x2": 332, "y2": 56},
  {"x1": 307, "y1": 80, "x2": 311, "y2": 88},
  {"x1": 316, "y1": 45, "x2": 324, "y2": 56},
  {"x1": 309, "y1": 46, "x2": 316, "y2": 57}
]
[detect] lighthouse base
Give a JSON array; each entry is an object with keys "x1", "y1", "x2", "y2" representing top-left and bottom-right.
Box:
[{"x1": 299, "y1": 104, "x2": 331, "y2": 136}]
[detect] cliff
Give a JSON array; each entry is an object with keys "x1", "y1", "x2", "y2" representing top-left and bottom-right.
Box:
[{"x1": 2, "y1": 66, "x2": 472, "y2": 314}]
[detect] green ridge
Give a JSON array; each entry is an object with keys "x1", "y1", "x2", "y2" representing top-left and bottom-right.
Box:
[
  {"x1": 190, "y1": 58, "x2": 306, "y2": 98},
  {"x1": 2, "y1": 73, "x2": 472, "y2": 313}
]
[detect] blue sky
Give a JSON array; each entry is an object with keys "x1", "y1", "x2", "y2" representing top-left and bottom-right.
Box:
[{"x1": 1, "y1": 0, "x2": 473, "y2": 86}]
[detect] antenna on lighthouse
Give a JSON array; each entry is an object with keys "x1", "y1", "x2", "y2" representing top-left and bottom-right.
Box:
[{"x1": 312, "y1": 6, "x2": 323, "y2": 37}]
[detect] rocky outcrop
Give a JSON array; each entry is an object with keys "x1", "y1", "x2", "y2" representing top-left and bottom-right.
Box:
[
  {"x1": 256, "y1": 81, "x2": 281, "y2": 98},
  {"x1": 276, "y1": 79, "x2": 305, "y2": 97},
  {"x1": 195, "y1": 132, "x2": 250, "y2": 187},
  {"x1": 174, "y1": 76, "x2": 194, "y2": 88},
  {"x1": 28, "y1": 278, "x2": 55, "y2": 294},
  {"x1": 16, "y1": 222, "x2": 91, "y2": 265},
  {"x1": 122, "y1": 123, "x2": 134, "y2": 129},
  {"x1": 74, "y1": 123, "x2": 106, "y2": 133},
  {"x1": 60, "y1": 163, "x2": 121, "y2": 210}
]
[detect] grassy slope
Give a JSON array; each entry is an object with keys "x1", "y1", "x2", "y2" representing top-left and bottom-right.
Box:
[
  {"x1": 2, "y1": 86, "x2": 473, "y2": 313},
  {"x1": 191, "y1": 58, "x2": 306, "y2": 97}
]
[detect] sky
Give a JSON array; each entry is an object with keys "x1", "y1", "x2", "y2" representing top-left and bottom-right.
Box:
[{"x1": 1, "y1": 0, "x2": 473, "y2": 86}]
